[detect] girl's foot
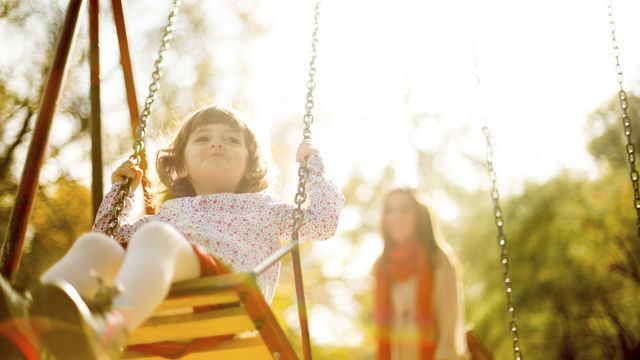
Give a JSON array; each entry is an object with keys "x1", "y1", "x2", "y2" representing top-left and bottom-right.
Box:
[
  {"x1": 0, "y1": 276, "x2": 32, "y2": 360},
  {"x1": 30, "y1": 280, "x2": 128, "y2": 360},
  {"x1": 0, "y1": 276, "x2": 30, "y2": 320}
]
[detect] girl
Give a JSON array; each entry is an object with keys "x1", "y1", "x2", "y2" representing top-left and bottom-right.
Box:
[
  {"x1": 22, "y1": 105, "x2": 344, "y2": 359},
  {"x1": 374, "y1": 188, "x2": 469, "y2": 360}
]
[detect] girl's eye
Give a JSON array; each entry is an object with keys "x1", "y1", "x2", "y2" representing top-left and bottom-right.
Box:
[
  {"x1": 226, "y1": 137, "x2": 240, "y2": 144},
  {"x1": 195, "y1": 136, "x2": 209, "y2": 143}
]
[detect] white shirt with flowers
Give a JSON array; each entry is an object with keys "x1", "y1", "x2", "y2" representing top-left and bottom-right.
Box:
[{"x1": 92, "y1": 153, "x2": 344, "y2": 303}]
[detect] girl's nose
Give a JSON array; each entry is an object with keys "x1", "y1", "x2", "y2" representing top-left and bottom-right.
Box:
[{"x1": 210, "y1": 139, "x2": 223, "y2": 148}]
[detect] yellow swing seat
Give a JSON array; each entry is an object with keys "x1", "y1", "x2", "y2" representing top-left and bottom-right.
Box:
[{"x1": 122, "y1": 273, "x2": 297, "y2": 360}]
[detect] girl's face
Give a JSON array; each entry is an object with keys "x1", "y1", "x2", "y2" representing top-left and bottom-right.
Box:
[
  {"x1": 183, "y1": 123, "x2": 249, "y2": 194},
  {"x1": 383, "y1": 192, "x2": 417, "y2": 246}
]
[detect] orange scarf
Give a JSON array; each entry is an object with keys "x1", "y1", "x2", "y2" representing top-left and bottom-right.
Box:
[{"x1": 374, "y1": 237, "x2": 435, "y2": 359}]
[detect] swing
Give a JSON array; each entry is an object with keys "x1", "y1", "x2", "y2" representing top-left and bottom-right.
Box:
[
  {"x1": 605, "y1": 0, "x2": 640, "y2": 238},
  {"x1": 471, "y1": 47, "x2": 521, "y2": 360},
  {"x1": 99, "y1": 0, "x2": 322, "y2": 358},
  {"x1": 469, "y1": 3, "x2": 636, "y2": 359},
  {"x1": 1, "y1": 0, "x2": 322, "y2": 358},
  {"x1": 121, "y1": 273, "x2": 296, "y2": 359}
]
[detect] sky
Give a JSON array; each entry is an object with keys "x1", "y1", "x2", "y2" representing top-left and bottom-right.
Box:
[
  {"x1": 172, "y1": 0, "x2": 640, "y2": 227},
  {"x1": 3, "y1": 0, "x2": 639, "y2": 200},
  {"x1": 33, "y1": 0, "x2": 636, "y2": 214},
  {"x1": 3, "y1": 0, "x2": 640, "y2": 349},
  {"x1": 123, "y1": 0, "x2": 640, "y2": 193},
  {"x1": 257, "y1": 0, "x2": 640, "y2": 193}
]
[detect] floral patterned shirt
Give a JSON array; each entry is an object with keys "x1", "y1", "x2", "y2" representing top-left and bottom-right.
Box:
[{"x1": 93, "y1": 153, "x2": 344, "y2": 303}]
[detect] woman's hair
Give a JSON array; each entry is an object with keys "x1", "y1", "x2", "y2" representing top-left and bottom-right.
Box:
[
  {"x1": 380, "y1": 187, "x2": 453, "y2": 267},
  {"x1": 155, "y1": 105, "x2": 268, "y2": 202}
]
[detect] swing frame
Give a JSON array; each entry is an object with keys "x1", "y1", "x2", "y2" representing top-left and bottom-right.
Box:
[
  {"x1": 1, "y1": 0, "x2": 143, "y2": 280},
  {"x1": 0, "y1": 0, "x2": 316, "y2": 358}
]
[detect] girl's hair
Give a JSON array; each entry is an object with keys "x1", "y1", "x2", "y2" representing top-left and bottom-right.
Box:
[
  {"x1": 379, "y1": 187, "x2": 455, "y2": 268},
  {"x1": 155, "y1": 105, "x2": 268, "y2": 202}
]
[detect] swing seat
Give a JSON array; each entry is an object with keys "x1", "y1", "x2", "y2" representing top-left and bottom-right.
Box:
[{"x1": 121, "y1": 273, "x2": 297, "y2": 360}]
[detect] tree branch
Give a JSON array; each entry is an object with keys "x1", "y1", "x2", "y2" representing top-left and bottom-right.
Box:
[{"x1": 0, "y1": 106, "x2": 33, "y2": 180}]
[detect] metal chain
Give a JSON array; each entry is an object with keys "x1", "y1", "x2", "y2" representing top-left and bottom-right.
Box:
[
  {"x1": 106, "y1": 0, "x2": 182, "y2": 236},
  {"x1": 289, "y1": 3, "x2": 321, "y2": 359},
  {"x1": 606, "y1": 0, "x2": 640, "y2": 238},
  {"x1": 473, "y1": 46, "x2": 523, "y2": 360},
  {"x1": 291, "y1": 1, "x2": 321, "y2": 239}
]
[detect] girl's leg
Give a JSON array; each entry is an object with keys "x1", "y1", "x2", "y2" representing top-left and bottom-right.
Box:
[
  {"x1": 111, "y1": 222, "x2": 200, "y2": 331},
  {"x1": 40, "y1": 233, "x2": 125, "y2": 298}
]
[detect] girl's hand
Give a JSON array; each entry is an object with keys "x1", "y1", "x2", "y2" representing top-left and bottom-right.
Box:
[
  {"x1": 296, "y1": 139, "x2": 319, "y2": 163},
  {"x1": 111, "y1": 159, "x2": 143, "y2": 192}
]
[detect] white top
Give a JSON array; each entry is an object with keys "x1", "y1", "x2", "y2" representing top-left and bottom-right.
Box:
[
  {"x1": 390, "y1": 253, "x2": 470, "y2": 360},
  {"x1": 93, "y1": 153, "x2": 344, "y2": 303}
]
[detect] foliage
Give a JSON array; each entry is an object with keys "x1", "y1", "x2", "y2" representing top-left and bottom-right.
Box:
[
  {"x1": 2, "y1": 0, "x2": 640, "y2": 359},
  {"x1": 587, "y1": 92, "x2": 640, "y2": 169},
  {"x1": 0, "y1": 1, "x2": 96, "y2": 294},
  {"x1": 13, "y1": 178, "x2": 93, "y2": 290},
  {"x1": 453, "y1": 92, "x2": 640, "y2": 359}
]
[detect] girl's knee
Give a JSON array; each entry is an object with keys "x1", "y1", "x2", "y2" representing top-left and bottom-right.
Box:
[
  {"x1": 42, "y1": 232, "x2": 124, "y2": 285},
  {"x1": 128, "y1": 222, "x2": 185, "y2": 254},
  {"x1": 72, "y1": 232, "x2": 125, "y2": 260}
]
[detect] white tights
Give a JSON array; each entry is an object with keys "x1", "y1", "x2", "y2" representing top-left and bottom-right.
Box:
[{"x1": 39, "y1": 222, "x2": 201, "y2": 331}]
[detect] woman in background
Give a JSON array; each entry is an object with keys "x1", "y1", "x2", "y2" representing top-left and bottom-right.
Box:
[{"x1": 374, "y1": 188, "x2": 469, "y2": 360}]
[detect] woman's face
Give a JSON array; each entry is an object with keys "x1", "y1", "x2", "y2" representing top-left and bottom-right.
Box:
[{"x1": 383, "y1": 192, "x2": 417, "y2": 246}]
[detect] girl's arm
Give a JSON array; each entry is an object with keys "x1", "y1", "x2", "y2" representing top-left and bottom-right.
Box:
[
  {"x1": 92, "y1": 182, "x2": 153, "y2": 244},
  {"x1": 276, "y1": 153, "x2": 344, "y2": 242},
  {"x1": 92, "y1": 161, "x2": 151, "y2": 244}
]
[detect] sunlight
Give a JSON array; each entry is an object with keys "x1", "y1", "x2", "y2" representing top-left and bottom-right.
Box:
[{"x1": 2, "y1": 0, "x2": 640, "y2": 357}]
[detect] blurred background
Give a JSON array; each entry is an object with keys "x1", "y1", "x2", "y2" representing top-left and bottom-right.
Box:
[{"x1": 1, "y1": 0, "x2": 640, "y2": 358}]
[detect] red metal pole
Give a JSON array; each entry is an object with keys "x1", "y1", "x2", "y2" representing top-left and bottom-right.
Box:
[
  {"x1": 291, "y1": 245, "x2": 312, "y2": 360},
  {"x1": 1, "y1": 0, "x2": 87, "y2": 280},
  {"x1": 89, "y1": 0, "x2": 103, "y2": 220},
  {"x1": 112, "y1": 0, "x2": 154, "y2": 215},
  {"x1": 111, "y1": 0, "x2": 139, "y2": 135}
]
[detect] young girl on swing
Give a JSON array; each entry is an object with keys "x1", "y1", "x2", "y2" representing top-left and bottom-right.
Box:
[{"x1": 2, "y1": 105, "x2": 344, "y2": 359}]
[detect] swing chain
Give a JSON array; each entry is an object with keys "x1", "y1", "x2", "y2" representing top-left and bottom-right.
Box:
[
  {"x1": 473, "y1": 47, "x2": 523, "y2": 360},
  {"x1": 291, "y1": 0, "x2": 321, "y2": 239},
  {"x1": 106, "y1": 0, "x2": 182, "y2": 236},
  {"x1": 606, "y1": 0, "x2": 640, "y2": 238},
  {"x1": 483, "y1": 127, "x2": 522, "y2": 360},
  {"x1": 289, "y1": 3, "x2": 321, "y2": 359}
]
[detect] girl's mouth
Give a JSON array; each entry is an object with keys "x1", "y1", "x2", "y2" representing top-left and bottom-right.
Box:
[{"x1": 206, "y1": 152, "x2": 226, "y2": 159}]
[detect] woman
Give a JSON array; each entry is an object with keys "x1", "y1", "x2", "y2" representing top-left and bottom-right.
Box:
[{"x1": 374, "y1": 188, "x2": 469, "y2": 360}]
